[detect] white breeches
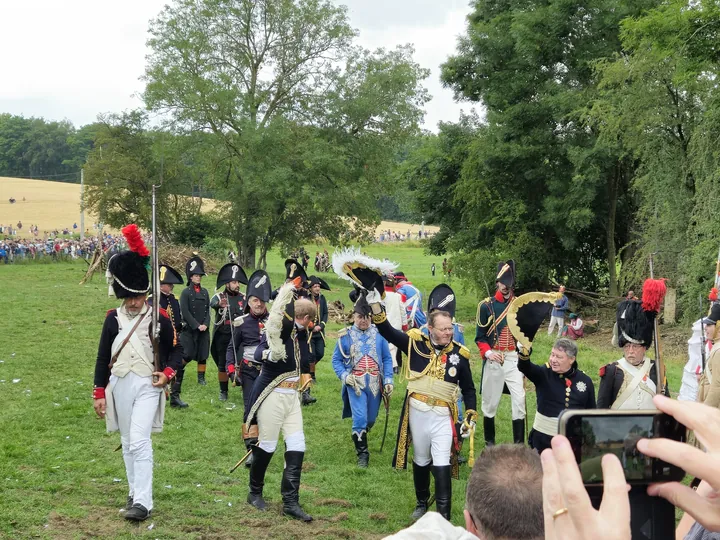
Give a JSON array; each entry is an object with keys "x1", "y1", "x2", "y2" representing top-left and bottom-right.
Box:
[
  {"x1": 257, "y1": 390, "x2": 305, "y2": 453},
  {"x1": 112, "y1": 371, "x2": 161, "y2": 511},
  {"x1": 548, "y1": 316, "x2": 564, "y2": 336},
  {"x1": 409, "y1": 405, "x2": 453, "y2": 467},
  {"x1": 481, "y1": 352, "x2": 526, "y2": 420}
]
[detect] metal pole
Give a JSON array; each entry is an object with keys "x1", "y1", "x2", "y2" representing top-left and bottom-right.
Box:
[
  {"x1": 649, "y1": 253, "x2": 665, "y2": 395},
  {"x1": 80, "y1": 169, "x2": 84, "y2": 241}
]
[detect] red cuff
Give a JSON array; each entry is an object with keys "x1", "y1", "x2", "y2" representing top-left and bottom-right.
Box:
[
  {"x1": 228, "y1": 364, "x2": 235, "y2": 374},
  {"x1": 477, "y1": 341, "x2": 491, "y2": 358},
  {"x1": 163, "y1": 367, "x2": 176, "y2": 380},
  {"x1": 92, "y1": 387, "x2": 105, "y2": 399},
  {"x1": 402, "y1": 324, "x2": 409, "y2": 331}
]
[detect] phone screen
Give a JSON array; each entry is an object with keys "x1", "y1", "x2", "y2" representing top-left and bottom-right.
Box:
[{"x1": 564, "y1": 413, "x2": 686, "y2": 484}]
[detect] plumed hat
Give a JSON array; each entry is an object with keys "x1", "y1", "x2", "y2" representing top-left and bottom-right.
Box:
[
  {"x1": 107, "y1": 224, "x2": 150, "y2": 299},
  {"x1": 616, "y1": 279, "x2": 667, "y2": 348}
]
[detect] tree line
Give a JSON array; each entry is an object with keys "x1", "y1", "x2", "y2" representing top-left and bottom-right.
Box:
[{"x1": 398, "y1": 0, "x2": 720, "y2": 320}]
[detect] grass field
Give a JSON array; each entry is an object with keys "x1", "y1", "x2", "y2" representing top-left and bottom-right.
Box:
[
  {"x1": 0, "y1": 243, "x2": 687, "y2": 539},
  {"x1": 0, "y1": 177, "x2": 438, "y2": 239}
]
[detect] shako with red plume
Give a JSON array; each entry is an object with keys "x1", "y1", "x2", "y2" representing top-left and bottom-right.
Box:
[
  {"x1": 615, "y1": 278, "x2": 667, "y2": 349},
  {"x1": 106, "y1": 224, "x2": 151, "y2": 298},
  {"x1": 709, "y1": 288, "x2": 719, "y2": 303}
]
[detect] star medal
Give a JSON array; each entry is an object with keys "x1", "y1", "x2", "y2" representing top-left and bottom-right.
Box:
[
  {"x1": 449, "y1": 353, "x2": 460, "y2": 366},
  {"x1": 576, "y1": 381, "x2": 587, "y2": 393},
  {"x1": 448, "y1": 366, "x2": 457, "y2": 377}
]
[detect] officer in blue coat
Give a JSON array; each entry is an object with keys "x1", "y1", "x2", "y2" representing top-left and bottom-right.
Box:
[{"x1": 331, "y1": 292, "x2": 394, "y2": 468}]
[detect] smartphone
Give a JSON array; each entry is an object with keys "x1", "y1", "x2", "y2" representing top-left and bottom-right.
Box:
[{"x1": 558, "y1": 409, "x2": 686, "y2": 484}]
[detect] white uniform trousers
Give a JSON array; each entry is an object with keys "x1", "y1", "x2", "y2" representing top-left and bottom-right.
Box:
[
  {"x1": 256, "y1": 390, "x2": 305, "y2": 453},
  {"x1": 112, "y1": 371, "x2": 162, "y2": 511},
  {"x1": 481, "y1": 352, "x2": 526, "y2": 420},
  {"x1": 408, "y1": 402, "x2": 453, "y2": 467}
]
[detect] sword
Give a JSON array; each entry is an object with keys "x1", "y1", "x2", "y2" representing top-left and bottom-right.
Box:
[
  {"x1": 379, "y1": 392, "x2": 391, "y2": 453},
  {"x1": 230, "y1": 448, "x2": 253, "y2": 473}
]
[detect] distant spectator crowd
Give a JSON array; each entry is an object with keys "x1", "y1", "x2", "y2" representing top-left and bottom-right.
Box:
[
  {"x1": 376, "y1": 229, "x2": 435, "y2": 243},
  {"x1": 0, "y1": 232, "x2": 130, "y2": 264}
]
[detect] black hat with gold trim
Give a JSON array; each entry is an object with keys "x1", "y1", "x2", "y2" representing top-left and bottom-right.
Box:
[
  {"x1": 496, "y1": 260, "x2": 515, "y2": 289},
  {"x1": 284, "y1": 258, "x2": 308, "y2": 285},
  {"x1": 159, "y1": 264, "x2": 183, "y2": 285},
  {"x1": 427, "y1": 283, "x2": 456, "y2": 317},
  {"x1": 217, "y1": 263, "x2": 249, "y2": 289},
  {"x1": 332, "y1": 247, "x2": 398, "y2": 298},
  {"x1": 507, "y1": 291, "x2": 560, "y2": 351}
]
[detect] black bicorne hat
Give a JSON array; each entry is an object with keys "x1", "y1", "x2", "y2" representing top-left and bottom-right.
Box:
[
  {"x1": 308, "y1": 275, "x2": 331, "y2": 291},
  {"x1": 284, "y1": 258, "x2": 308, "y2": 285},
  {"x1": 185, "y1": 254, "x2": 206, "y2": 284},
  {"x1": 216, "y1": 263, "x2": 248, "y2": 289},
  {"x1": 427, "y1": 283, "x2": 456, "y2": 318},
  {"x1": 353, "y1": 290, "x2": 372, "y2": 317},
  {"x1": 159, "y1": 264, "x2": 183, "y2": 285},
  {"x1": 496, "y1": 260, "x2": 515, "y2": 289},
  {"x1": 107, "y1": 224, "x2": 150, "y2": 299},
  {"x1": 245, "y1": 270, "x2": 272, "y2": 309}
]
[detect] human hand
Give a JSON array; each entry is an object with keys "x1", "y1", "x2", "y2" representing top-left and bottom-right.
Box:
[
  {"x1": 220, "y1": 298, "x2": 228, "y2": 308},
  {"x1": 152, "y1": 372, "x2": 169, "y2": 387},
  {"x1": 313, "y1": 326, "x2": 320, "y2": 333},
  {"x1": 542, "y1": 436, "x2": 631, "y2": 540},
  {"x1": 487, "y1": 351, "x2": 503, "y2": 363},
  {"x1": 366, "y1": 289, "x2": 381, "y2": 305},
  {"x1": 93, "y1": 398, "x2": 106, "y2": 419},
  {"x1": 461, "y1": 420, "x2": 475, "y2": 438},
  {"x1": 344, "y1": 373, "x2": 356, "y2": 387},
  {"x1": 638, "y1": 395, "x2": 720, "y2": 532},
  {"x1": 384, "y1": 383, "x2": 393, "y2": 397},
  {"x1": 198, "y1": 324, "x2": 208, "y2": 332}
]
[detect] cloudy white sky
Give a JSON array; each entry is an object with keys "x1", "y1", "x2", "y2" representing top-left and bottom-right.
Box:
[{"x1": 0, "y1": 0, "x2": 477, "y2": 131}]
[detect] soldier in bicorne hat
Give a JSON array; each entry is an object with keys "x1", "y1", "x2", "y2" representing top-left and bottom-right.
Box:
[
  {"x1": 475, "y1": 260, "x2": 526, "y2": 446},
  {"x1": 422, "y1": 284, "x2": 464, "y2": 345},
  {"x1": 179, "y1": 254, "x2": 211, "y2": 387},
  {"x1": 92, "y1": 225, "x2": 182, "y2": 521},
  {"x1": 148, "y1": 264, "x2": 186, "y2": 408},
  {"x1": 226, "y1": 269, "x2": 271, "y2": 467},
  {"x1": 307, "y1": 275, "x2": 330, "y2": 385},
  {"x1": 597, "y1": 279, "x2": 671, "y2": 409},
  {"x1": 210, "y1": 263, "x2": 248, "y2": 401}
]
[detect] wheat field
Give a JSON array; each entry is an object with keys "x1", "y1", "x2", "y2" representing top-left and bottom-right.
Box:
[{"x1": 0, "y1": 177, "x2": 437, "y2": 237}]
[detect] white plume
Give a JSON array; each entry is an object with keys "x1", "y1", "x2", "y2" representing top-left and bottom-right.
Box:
[
  {"x1": 331, "y1": 247, "x2": 398, "y2": 288},
  {"x1": 265, "y1": 281, "x2": 295, "y2": 362}
]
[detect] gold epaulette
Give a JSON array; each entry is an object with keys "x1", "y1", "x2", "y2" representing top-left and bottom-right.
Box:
[
  {"x1": 456, "y1": 344, "x2": 471, "y2": 360},
  {"x1": 336, "y1": 328, "x2": 348, "y2": 338},
  {"x1": 407, "y1": 328, "x2": 424, "y2": 341}
]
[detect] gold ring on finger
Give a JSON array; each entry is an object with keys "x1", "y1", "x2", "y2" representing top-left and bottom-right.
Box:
[{"x1": 552, "y1": 508, "x2": 569, "y2": 520}]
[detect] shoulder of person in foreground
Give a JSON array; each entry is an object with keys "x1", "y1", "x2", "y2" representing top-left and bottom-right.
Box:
[{"x1": 383, "y1": 512, "x2": 477, "y2": 540}]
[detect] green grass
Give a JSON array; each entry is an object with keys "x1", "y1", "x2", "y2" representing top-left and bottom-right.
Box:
[{"x1": 0, "y1": 246, "x2": 687, "y2": 539}]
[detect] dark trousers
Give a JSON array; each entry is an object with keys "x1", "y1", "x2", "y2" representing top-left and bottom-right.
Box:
[
  {"x1": 310, "y1": 335, "x2": 325, "y2": 363},
  {"x1": 210, "y1": 331, "x2": 231, "y2": 372},
  {"x1": 242, "y1": 363, "x2": 261, "y2": 416},
  {"x1": 529, "y1": 429, "x2": 552, "y2": 454},
  {"x1": 180, "y1": 328, "x2": 210, "y2": 363}
]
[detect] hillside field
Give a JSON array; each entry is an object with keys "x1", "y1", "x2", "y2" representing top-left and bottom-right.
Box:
[{"x1": 0, "y1": 177, "x2": 438, "y2": 239}]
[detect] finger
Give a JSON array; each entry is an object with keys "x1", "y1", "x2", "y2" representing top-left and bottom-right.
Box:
[
  {"x1": 647, "y1": 482, "x2": 720, "y2": 531},
  {"x1": 598, "y1": 454, "x2": 631, "y2": 526},
  {"x1": 551, "y1": 436, "x2": 594, "y2": 532},
  {"x1": 652, "y1": 395, "x2": 720, "y2": 449},
  {"x1": 636, "y1": 438, "x2": 720, "y2": 486},
  {"x1": 540, "y1": 449, "x2": 565, "y2": 540}
]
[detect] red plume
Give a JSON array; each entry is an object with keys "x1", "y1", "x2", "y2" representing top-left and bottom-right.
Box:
[
  {"x1": 642, "y1": 278, "x2": 667, "y2": 313},
  {"x1": 709, "y1": 288, "x2": 719, "y2": 302},
  {"x1": 121, "y1": 224, "x2": 150, "y2": 258}
]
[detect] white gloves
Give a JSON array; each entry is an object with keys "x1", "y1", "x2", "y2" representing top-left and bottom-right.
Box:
[
  {"x1": 344, "y1": 373, "x2": 356, "y2": 387},
  {"x1": 384, "y1": 383, "x2": 394, "y2": 397},
  {"x1": 461, "y1": 421, "x2": 476, "y2": 439},
  {"x1": 366, "y1": 289, "x2": 381, "y2": 305}
]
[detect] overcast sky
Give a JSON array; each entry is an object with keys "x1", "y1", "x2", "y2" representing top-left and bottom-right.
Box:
[{"x1": 0, "y1": 0, "x2": 477, "y2": 132}]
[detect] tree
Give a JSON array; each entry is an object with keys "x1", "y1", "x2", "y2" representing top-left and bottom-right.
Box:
[
  {"x1": 82, "y1": 111, "x2": 207, "y2": 237},
  {"x1": 143, "y1": 0, "x2": 429, "y2": 267},
  {"x1": 436, "y1": 0, "x2": 659, "y2": 294}
]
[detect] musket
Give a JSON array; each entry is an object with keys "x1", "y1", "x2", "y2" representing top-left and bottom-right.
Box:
[
  {"x1": 379, "y1": 392, "x2": 391, "y2": 453},
  {"x1": 649, "y1": 254, "x2": 666, "y2": 394},
  {"x1": 151, "y1": 184, "x2": 161, "y2": 382},
  {"x1": 700, "y1": 294, "x2": 707, "y2": 373}
]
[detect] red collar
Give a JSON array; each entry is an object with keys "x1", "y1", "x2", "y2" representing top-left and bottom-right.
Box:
[
  {"x1": 494, "y1": 290, "x2": 512, "y2": 302},
  {"x1": 193, "y1": 284, "x2": 201, "y2": 293},
  {"x1": 384, "y1": 286, "x2": 395, "y2": 293}
]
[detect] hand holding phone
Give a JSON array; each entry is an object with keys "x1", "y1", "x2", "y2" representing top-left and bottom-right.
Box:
[
  {"x1": 639, "y1": 395, "x2": 720, "y2": 534},
  {"x1": 541, "y1": 436, "x2": 631, "y2": 540}
]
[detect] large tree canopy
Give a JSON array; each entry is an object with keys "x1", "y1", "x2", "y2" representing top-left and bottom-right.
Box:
[{"x1": 141, "y1": 0, "x2": 429, "y2": 267}]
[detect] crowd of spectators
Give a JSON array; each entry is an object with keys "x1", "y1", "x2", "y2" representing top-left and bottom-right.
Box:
[
  {"x1": 376, "y1": 228, "x2": 435, "y2": 243},
  {"x1": 0, "y1": 231, "x2": 128, "y2": 264}
]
